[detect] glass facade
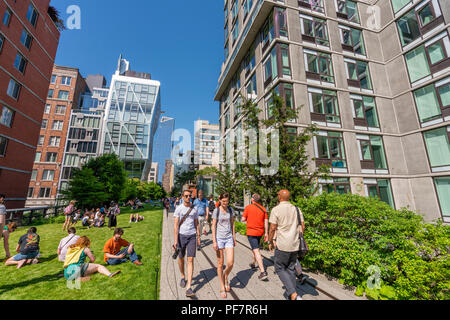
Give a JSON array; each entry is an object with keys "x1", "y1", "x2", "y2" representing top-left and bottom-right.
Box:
[{"x1": 152, "y1": 117, "x2": 175, "y2": 183}]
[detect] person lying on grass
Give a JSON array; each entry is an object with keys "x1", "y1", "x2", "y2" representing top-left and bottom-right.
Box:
[
  {"x1": 64, "y1": 236, "x2": 120, "y2": 282},
  {"x1": 5, "y1": 227, "x2": 40, "y2": 269},
  {"x1": 2, "y1": 222, "x2": 18, "y2": 259},
  {"x1": 103, "y1": 228, "x2": 143, "y2": 266},
  {"x1": 129, "y1": 213, "x2": 144, "y2": 223}
]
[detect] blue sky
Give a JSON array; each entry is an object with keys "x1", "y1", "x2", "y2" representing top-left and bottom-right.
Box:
[{"x1": 53, "y1": 0, "x2": 224, "y2": 139}]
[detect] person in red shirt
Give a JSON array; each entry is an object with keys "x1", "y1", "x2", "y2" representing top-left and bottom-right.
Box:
[
  {"x1": 242, "y1": 194, "x2": 269, "y2": 281},
  {"x1": 103, "y1": 228, "x2": 143, "y2": 266}
]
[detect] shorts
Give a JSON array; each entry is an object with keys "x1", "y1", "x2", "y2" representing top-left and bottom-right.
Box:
[
  {"x1": 179, "y1": 234, "x2": 197, "y2": 258},
  {"x1": 198, "y1": 215, "x2": 205, "y2": 227},
  {"x1": 216, "y1": 236, "x2": 234, "y2": 250},
  {"x1": 13, "y1": 252, "x2": 38, "y2": 261},
  {"x1": 64, "y1": 263, "x2": 89, "y2": 280},
  {"x1": 248, "y1": 236, "x2": 262, "y2": 250}
]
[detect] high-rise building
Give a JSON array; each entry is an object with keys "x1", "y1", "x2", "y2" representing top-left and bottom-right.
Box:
[
  {"x1": 194, "y1": 120, "x2": 220, "y2": 170},
  {"x1": 153, "y1": 116, "x2": 175, "y2": 182},
  {"x1": 26, "y1": 65, "x2": 86, "y2": 207},
  {"x1": 101, "y1": 55, "x2": 161, "y2": 181},
  {"x1": 148, "y1": 162, "x2": 159, "y2": 183},
  {"x1": 162, "y1": 159, "x2": 174, "y2": 193},
  {"x1": 215, "y1": 0, "x2": 450, "y2": 222},
  {"x1": 0, "y1": 1, "x2": 61, "y2": 209}
]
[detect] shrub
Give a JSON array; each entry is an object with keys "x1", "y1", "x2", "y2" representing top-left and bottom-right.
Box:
[{"x1": 296, "y1": 193, "x2": 450, "y2": 300}]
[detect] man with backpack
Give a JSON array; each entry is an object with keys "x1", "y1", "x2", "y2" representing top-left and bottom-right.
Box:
[
  {"x1": 172, "y1": 190, "x2": 200, "y2": 298},
  {"x1": 242, "y1": 194, "x2": 269, "y2": 281}
]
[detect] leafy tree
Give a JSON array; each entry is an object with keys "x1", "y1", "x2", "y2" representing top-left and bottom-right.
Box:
[
  {"x1": 172, "y1": 170, "x2": 197, "y2": 196},
  {"x1": 121, "y1": 179, "x2": 167, "y2": 202},
  {"x1": 215, "y1": 93, "x2": 329, "y2": 209},
  {"x1": 61, "y1": 168, "x2": 109, "y2": 209}
]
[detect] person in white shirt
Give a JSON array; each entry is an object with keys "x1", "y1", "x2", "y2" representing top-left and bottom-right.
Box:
[
  {"x1": 0, "y1": 194, "x2": 8, "y2": 238},
  {"x1": 57, "y1": 227, "x2": 80, "y2": 262}
]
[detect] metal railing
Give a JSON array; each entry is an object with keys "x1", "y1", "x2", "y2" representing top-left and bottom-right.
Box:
[{"x1": 6, "y1": 206, "x2": 66, "y2": 226}]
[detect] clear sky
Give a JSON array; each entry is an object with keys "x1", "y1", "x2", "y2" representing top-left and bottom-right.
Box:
[{"x1": 52, "y1": 0, "x2": 224, "y2": 141}]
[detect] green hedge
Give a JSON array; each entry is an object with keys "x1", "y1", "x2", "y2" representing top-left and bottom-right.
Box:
[{"x1": 296, "y1": 193, "x2": 450, "y2": 300}]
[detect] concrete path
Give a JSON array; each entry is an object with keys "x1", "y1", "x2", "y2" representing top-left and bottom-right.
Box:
[{"x1": 159, "y1": 208, "x2": 364, "y2": 300}]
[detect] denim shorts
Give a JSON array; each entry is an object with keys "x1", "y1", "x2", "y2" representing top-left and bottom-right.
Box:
[
  {"x1": 216, "y1": 236, "x2": 234, "y2": 249},
  {"x1": 13, "y1": 252, "x2": 38, "y2": 261}
]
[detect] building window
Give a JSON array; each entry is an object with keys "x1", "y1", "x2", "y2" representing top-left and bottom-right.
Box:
[
  {"x1": 38, "y1": 136, "x2": 44, "y2": 146},
  {"x1": 61, "y1": 76, "x2": 72, "y2": 86},
  {"x1": 46, "y1": 152, "x2": 58, "y2": 163},
  {"x1": 13, "y1": 53, "x2": 27, "y2": 74},
  {"x1": 339, "y1": 25, "x2": 365, "y2": 55},
  {"x1": 280, "y1": 44, "x2": 291, "y2": 77},
  {"x1": 51, "y1": 75, "x2": 57, "y2": 84},
  {"x1": 314, "y1": 131, "x2": 347, "y2": 169},
  {"x1": 27, "y1": 188, "x2": 34, "y2": 198},
  {"x1": 423, "y1": 126, "x2": 450, "y2": 171},
  {"x1": 308, "y1": 87, "x2": 340, "y2": 124},
  {"x1": 55, "y1": 105, "x2": 66, "y2": 115},
  {"x1": 44, "y1": 104, "x2": 51, "y2": 114},
  {"x1": 34, "y1": 152, "x2": 41, "y2": 162},
  {"x1": 0, "y1": 136, "x2": 8, "y2": 157},
  {"x1": 7, "y1": 79, "x2": 21, "y2": 100},
  {"x1": 246, "y1": 73, "x2": 257, "y2": 100},
  {"x1": 298, "y1": 0, "x2": 325, "y2": 13},
  {"x1": 320, "y1": 177, "x2": 351, "y2": 194},
  {"x1": 48, "y1": 89, "x2": 54, "y2": 98},
  {"x1": 41, "y1": 119, "x2": 48, "y2": 129},
  {"x1": 38, "y1": 188, "x2": 51, "y2": 198},
  {"x1": 243, "y1": 43, "x2": 256, "y2": 76},
  {"x1": 3, "y1": 8, "x2": 11, "y2": 26},
  {"x1": 351, "y1": 95, "x2": 380, "y2": 129},
  {"x1": 26, "y1": 4, "x2": 38, "y2": 27},
  {"x1": 0, "y1": 106, "x2": 14, "y2": 128},
  {"x1": 345, "y1": 59, "x2": 372, "y2": 90},
  {"x1": 365, "y1": 179, "x2": 395, "y2": 208},
  {"x1": 263, "y1": 47, "x2": 278, "y2": 86},
  {"x1": 20, "y1": 29, "x2": 32, "y2": 49},
  {"x1": 336, "y1": 0, "x2": 360, "y2": 24},
  {"x1": 31, "y1": 170, "x2": 37, "y2": 181},
  {"x1": 434, "y1": 177, "x2": 450, "y2": 220},
  {"x1": 0, "y1": 34, "x2": 4, "y2": 53},
  {"x1": 266, "y1": 83, "x2": 294, "y2": 120},
  {"x1": 42, "y1": 170, "x2": 55, "y2": 181},
  {"x1": 52, "y1": 121, "x2": 63, "y2": 131},
  {"x1": 49, "y1": 136, "x2": 61, "y2": 147},
  {"x1": 304, "y1": 50, "x2": 334, "y2": 84},
  {"x1": 300, "y1": 15, "x2": 329, "y2": 47},
  {"x1": 391, "y1": 0, "x2": 413, "y2": 14},
  {"x1": 57, "y1": 90, "x2": 69, "y2": 100},
  {"x1": 405, "y1": 33, "x2": 449, "y2": 85},
  {"x1": 357, "y1": 135, "x2": 388, "y2": 171},
  {"x1": 413, "y1": 77, "x2": 449, "y2": 125}
]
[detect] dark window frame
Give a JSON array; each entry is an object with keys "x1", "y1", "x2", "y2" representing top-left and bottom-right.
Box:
[{"x1": 315, "y1": 133, "x2": 347, "y2": 169}]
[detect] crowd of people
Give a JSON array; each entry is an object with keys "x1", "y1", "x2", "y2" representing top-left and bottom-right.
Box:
[
  {"x1": 169, "y1": 189, "x2": 307, "y2": 301},
  {"x1": 1, "y1": 197, "x2": 144, "y2": 283}
]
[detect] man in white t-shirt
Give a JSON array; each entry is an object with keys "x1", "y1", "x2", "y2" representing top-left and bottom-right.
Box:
[
  {"x1": 57, "y1": 227, "x2": 80, "y2": 262},
  {"x1": 173, "y1": 190, "x2": 200, "y2": 298}
]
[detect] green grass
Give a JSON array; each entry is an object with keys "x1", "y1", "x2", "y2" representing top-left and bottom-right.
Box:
[{"x1": 0, "y1": 205, "x2": 163, "y2": 300}]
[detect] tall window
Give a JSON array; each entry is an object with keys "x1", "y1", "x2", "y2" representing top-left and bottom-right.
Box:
[
  {"x1": 300, "y1": 15, "x2": 329, "y2": 47},
  {"x1": 46, "y1": 152, "x2": 58, "y2": 163},
  {"x1": 424, "y1": 126, "x2": 450, "y2": 170},
  {"x1": 351, "y1": 95, "x2": 380, "y2": 128},
  {"x1": 308, "y1": 87, "x2": 340, "y2": 124},
  {"x1": 266, "y1": 83, "x2": 294, "y2": 120},
  {"x1": 0, "y1": 34, "x2": 4, "y2": 52},
  {"x1": 7, "y1": 79, "x2": 21, "y2": 100},
  {"x1": 345, "y1": 59, "x2": 372, "y2": 90},
  {"x1": 263, "y1": 47, "x2": 278, "y2": 86},
  {"x1": 366, "y1": 179, "x2": 395, "y2": 208},
  {"x1": 0, "y1": 106, "x2": 14, "y2": 128},
  {"x1": 357, "y1": 135, "x2": 388, "y2": 171},
  {"x1": 57, "y1": 90, "x2": 69, "y2": 100},
  {"x1": 31, "y1": 170, "x2": 37, "y2": 181},
  {"x1": 41, "y1": 119, "x2": 48, "y2": 129},
  {"x1": 246, "y1": 73, "x2": 257, "y2": 100},
  {"x1": 0, "y1": 136, "x2": 8, "y2": 157},
  {"x1": 20, "y1": 29, "x2": 33, "y2": 49},
  {"x1": 52, "y1": 120, "x2": 63, "y2": 130},
  {"x1": 434, "y1": 177, "x2": 450, "y2": 220},
  {"x1": 39, "y1": 188, "x2": 51, "y2": 198},
  {"x1": 413, "y1": 78, "x2": 449, "y2": 124},
  {"x1": 339, "y1": 25, "x2": 365, "y2": 55},
  {"x1": 315, "y1": 131, "x2": 347, "y2": 169},
  {"x1": 61, "y1": 76, "x2": 72, "y2": 86},
  {"x1": 391, "y1": 0, "x2": 413, "y2": 14},
  {"x1": 3, "y1": 8, "x2": 11, "y2": 26},
  {"x1": 34, "y1": 152, "x2": 41, "y2": 162},
  {"x1": 304, "y1": 50, "x2": 334, "y2": 84},
  {"x1": 27, "y1": 4, "x2": 38, "y2": 27},
  {"x1": 14, "y1": 53, "x2": 27, "y2": 74},
  {"x1": 298, "y1": 0, "x2": 325, "y2": 13},
  {"x1": 336, "y1": 0, "x2": 360, "y2": 24}
]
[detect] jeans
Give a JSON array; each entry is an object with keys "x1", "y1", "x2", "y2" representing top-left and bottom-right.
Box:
[
  {"x1": 274, "y1": 249, "x2": 298, "y2": 297},
  {"x1": 107, "y1": 247, "x2": 139, "y2": 265}
]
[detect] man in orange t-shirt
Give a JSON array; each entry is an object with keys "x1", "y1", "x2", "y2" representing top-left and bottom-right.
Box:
[
  {"x1": 242, "y1": 194, "x2": 269, "y2": 281},
  {"x1": 103, "y1": 228, "x2": 142, "y2": 266}
]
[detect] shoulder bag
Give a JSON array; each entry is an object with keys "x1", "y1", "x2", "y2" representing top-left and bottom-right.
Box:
[{"x1": 295, "y1": 207, "x2": 309, "y2": 259}]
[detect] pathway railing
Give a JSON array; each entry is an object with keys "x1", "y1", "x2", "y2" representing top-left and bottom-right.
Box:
[{"x1": 6, "y1": 206, "x2": 66, "y2": 226}]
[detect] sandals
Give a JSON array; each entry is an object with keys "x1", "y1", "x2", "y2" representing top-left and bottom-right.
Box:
[
  {"x1": 220, "y1": 291, "x2": 227, "y2": 299},
  {"x1": 225, "y1": 281, "x2": 231, "y2": 292}
]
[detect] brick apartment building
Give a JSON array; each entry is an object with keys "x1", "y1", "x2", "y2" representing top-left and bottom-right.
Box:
[
  {"x1": 26, "y1": 65, "x2": 86, "y2": 207},
  {"x1": 0, "y1": 0, "x2": 60, "y2": 209}
]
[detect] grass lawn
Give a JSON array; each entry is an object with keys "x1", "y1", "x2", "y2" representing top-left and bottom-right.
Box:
[{"x1": 0, "y1": 204, "x2": 163, "y2": 300}]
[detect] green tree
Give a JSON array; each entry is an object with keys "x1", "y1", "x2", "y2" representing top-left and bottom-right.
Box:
[
  {"x1": 216, "y1": 93, "x2": 329, "y2": 209},
  {"x1": 61, "y1": 168, "x2": 109, "y2": 209}
]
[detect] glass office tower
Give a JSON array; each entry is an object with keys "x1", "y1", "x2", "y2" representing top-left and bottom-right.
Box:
[
  {"x1": 152, "y1": 116, "x2": 175, "y2": 183},
  {"x1": 101, "y1": 56, "x2": 161, "y2": 181}
]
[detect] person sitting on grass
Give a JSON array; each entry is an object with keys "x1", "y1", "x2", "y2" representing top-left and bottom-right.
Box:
[
  {"x1": 5, "y1": 227, "x2": 40, "y2": 269},
  {"x1": 57, "y1": 227, "x2": 80, "y2": 262},
  {"x1": 64, "y1": 236, "x2": 121, "y2": 282},
  {"x1": 129, "y1": 213, "x2": 144, "y2": 223},
  {"x1": 103, "y1": 228, "x2": 143, "y2": 266},
  {"x1": 95, "y1": 215, "x2": 105, "y2": 228},
  {"x1": 2, "y1": 222, "x2": 18, "y2": 259},
  {"x1": 71, "y1": 209, "x2": 81, "y2": 227}
]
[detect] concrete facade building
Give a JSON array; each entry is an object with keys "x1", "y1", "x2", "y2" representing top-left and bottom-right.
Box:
[
  {"x1": 101, "y1": 55, "x2": 161, "y2": 181},
  {"x1": 0, "y1": 0, "x2": 60, "y2": 209},
  {"x1": 216, "y1": 0, "x2": 450, "y2": 222},
  {"x1": 26, "y1": 65, "x2": 86, "y2": 207}
]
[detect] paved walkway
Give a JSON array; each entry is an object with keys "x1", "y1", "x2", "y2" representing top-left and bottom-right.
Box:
[{"x1": 159, "y1": 208, "x2": 364, "y2": 300}]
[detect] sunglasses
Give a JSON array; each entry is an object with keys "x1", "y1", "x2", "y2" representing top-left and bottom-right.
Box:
[{"x1": 183, "y1": 195, "x2": 191, "y2": 198}]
